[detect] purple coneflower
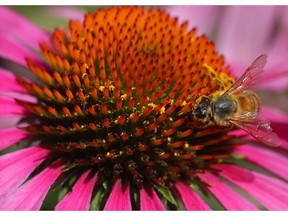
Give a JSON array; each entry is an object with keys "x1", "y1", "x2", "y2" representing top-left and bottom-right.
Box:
[{"x1": 0, "y1": 6, "x2": 287, "y2": 210}]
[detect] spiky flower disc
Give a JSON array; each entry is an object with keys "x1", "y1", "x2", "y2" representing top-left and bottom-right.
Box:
[{"x1": 18, "y1": 7, "x2": 236, "y2": 191}]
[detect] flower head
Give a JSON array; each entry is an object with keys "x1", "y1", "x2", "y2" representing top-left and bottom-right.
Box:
[{"x1": 0, "y1": 6, "x2": 287, "y2": 210}]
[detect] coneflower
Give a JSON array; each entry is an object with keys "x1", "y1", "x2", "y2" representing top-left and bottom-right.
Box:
[{"x1": 0, "y1": 6, "x2": 287, "y2": 210}]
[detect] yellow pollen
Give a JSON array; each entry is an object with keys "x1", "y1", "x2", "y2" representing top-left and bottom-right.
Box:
[
  {"x1": 160, "y1": 107, "x2": 165, "y2": 114},
  {"x1": 121, "y1": 94, "x2": 127, "y2": 100},
  {"x1": 99, "y1": 86, "x2": 105, "y2": 92},
  {"x1": 148, "y1": 103, "x2": 156, "y2": 108},
  {"x1": 184, "y1": 143, "x2": 190, "y2": 148},
  {"x1": 174, "y1": 152, "x2": 180, "y2": 157}
]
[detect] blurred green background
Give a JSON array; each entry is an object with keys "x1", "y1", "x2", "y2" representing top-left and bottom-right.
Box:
[{"x1": 10, "y1": 6, "x2": 99, "y2": 30}]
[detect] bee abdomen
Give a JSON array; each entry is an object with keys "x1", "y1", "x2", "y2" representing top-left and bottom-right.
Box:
[{"x1": 238, "y1": 92, "x2": 260, "y2": 118}]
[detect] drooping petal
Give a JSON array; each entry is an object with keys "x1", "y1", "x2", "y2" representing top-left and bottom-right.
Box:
[
  {"x1": 0, "y1": 6, "x2": 50, "y2": 50},
  {"x1": 0, "y1": 160, "x2": 63, "y2": 210},
  {"x1": 198, "y1": 172, "x2": 259, "y2": 210},
  {"x1": 0, "y1": 146, "x2": 51, "y2": 203},
  {"x1": 140, "y1": 186, "x2": 165, "y2": 210},
  {"x1": 104, "y1": 180, "x2": 132, "y2": 210},
  {"x1": 0, "y1": 96, "x2": 27, "y2": 117},
  {"x1": 0, "y1": 91, "x2": 36, "y2": 103},
  {"x1": 234, "y1": 145, "x2": 288, "y2": 181},
  {"x1": 266, "y1": 8, "x2": 288, "y2": 67},
  {"x1": 0, "y1": 117, "x2": 21, "y2": 129},
  {"x1": 261, "y1": 105, "x2": 288, "y2": 123},
  {"x1": 214, "y1": 164, "x2": 288, "y2": 210},
  {"x1": 174, "y1": 182, "x2": 211, "y2": 210},
  {"x1": 0, "y1": 68, "x2": 26, "y2": 93},
  {"x1": 261, "y1": 66, "x2": 288, "y2": 90},
  {"x1": 55, "y1": 170, "x2": 97, "y2": 210},
  {"x1": 0, "y1": 33, "x2": 42, "y2": 68},
  {"x1": 260, "y1": 17, "x2": 288, "y2": 90},
  {"x1": 0, "y1": 127, "x2": 30, "y2": 150}
]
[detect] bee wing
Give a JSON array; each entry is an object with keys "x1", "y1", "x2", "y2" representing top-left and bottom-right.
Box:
[
  {"x1": 225, "y1": 54, "x2": 267, "y2": 95},
  {"x1": 231, "y1": 118, "x2": 281, "y2": 147}
]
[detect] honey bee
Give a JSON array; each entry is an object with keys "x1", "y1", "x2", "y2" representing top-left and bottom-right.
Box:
[{"x1": 193, "y1": 54, "x2": 281, "y2": 147}]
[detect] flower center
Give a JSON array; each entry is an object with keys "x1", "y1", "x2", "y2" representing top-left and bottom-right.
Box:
[{"x1": 17, "y1": 7, "x2": 237, "y2": 188}]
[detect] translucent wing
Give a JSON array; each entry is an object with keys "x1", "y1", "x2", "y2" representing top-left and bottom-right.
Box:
[
  {"x1": 231, "y1": 118, "x2": 281, "y2": 147},
  {"x1": 225, "y1": 54, "x2": 267, "y2": 95}
]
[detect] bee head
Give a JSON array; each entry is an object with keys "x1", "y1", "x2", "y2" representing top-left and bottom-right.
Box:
[{"x1": 195, "y1": 97, "x2": 211, "y2": 120}]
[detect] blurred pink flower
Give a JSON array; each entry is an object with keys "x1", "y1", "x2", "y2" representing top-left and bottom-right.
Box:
[
  {"x1": 166, "y1": 6, "x2": 288, "y2": 90},
  {"x1": 0, "y1": 6, "x2": 287, "y2": 211}
]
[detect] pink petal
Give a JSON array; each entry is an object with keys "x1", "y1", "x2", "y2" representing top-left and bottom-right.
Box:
[
  {"x1": 270, "y1": 123, "x2": 288, "y2": 150},
  {"x1": 260, "y1": 106, "x2": 288, "y2": 124},
  {"x1": 44, "y1": 6, "x2": 85, "y2": 22},
  {"x1": 284, "y1": 6, "x2": 288, "y2": 23},
  {"x1": 0, "y1": 146, "x2": 50, "y2": 202},
  {"x1": 140, "y1": 186, "x2": 165, "y2": 210},
  {"x1": 55, "y1": 170, "x2": 97, "y2": 210},
  {"x1": 234, "y1": 145, "x2": 288, "y2": 181},
  {"x1": 198, "y1": 172, "x2": 259, "y2": 210},
  {"x1": 261, "y1": 66, "x2": 288, "y2": 91},
  {"x1": 104, "y1": 180, "x2": 132, "y2": 210},
  {"x1": 260, "y1": 27, "x2": 288, "y2": 91},
  {"x1": 261, "y1": 107, "x2": 288, "y2": 150},
  {"x1": 214, "y1": 164, "x2": 288, "y2": 210},
  {"x1": 165, "y1": 6, "x2": 222, "y2": 37},
  {"x1": 266, "y1": 7, "x2": 288, "y2": 65},
  {"x1": 0, "y1": 160, "x2": 63, "y2": 210},
  {"x1": 216, "y1": 6, "x2": 288, "y2": 91},
  {"x1": 0, "y1": 6, "x2": 50, "y2": 50},
  {"x1": 0, "y1": 127, "x2": 29, "y2": 150},
  {"x1": 174, "y1": 182, "x2": 210, "y2": 210},
  {"x1": 217, "y1": 6, "x2": 279, "y2": 72},
  {"x1": 0, "y1": 117, "x2": 21, "y2": 129},
  {"x1": 0, "y1": 91, "x2": 36, "y2": 103},
  {"x1": 0, "y1": 96, "x2": 27, "y2": 117},
  {"x1": 0, "y1": 33, "x2": 42, "y2": 68},
  {"x1": 0, "y1": 68, "x2": 26, "y2": 93}
]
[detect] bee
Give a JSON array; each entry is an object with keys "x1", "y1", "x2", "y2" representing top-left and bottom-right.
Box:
[{"x1": 193, "y1": 54, "x2": 281, "y2": 147}]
